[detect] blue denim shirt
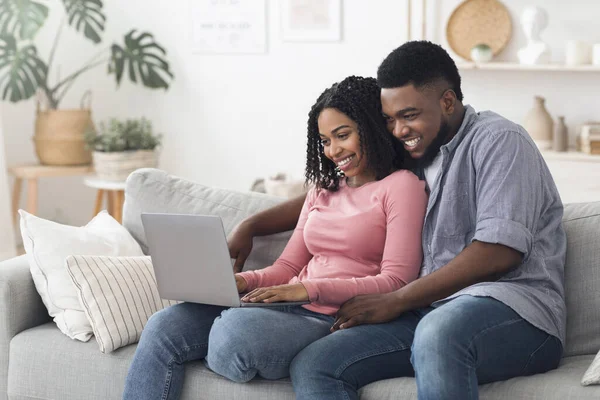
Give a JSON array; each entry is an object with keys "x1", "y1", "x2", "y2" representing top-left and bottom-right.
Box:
[{"x1": 422, "y1": 105, "x2": 566, "y2": 344}]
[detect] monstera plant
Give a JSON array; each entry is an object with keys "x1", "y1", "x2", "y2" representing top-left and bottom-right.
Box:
[
  {"x1": 0, "y1": 0, "x2": 174, "y2": 166},
  {"x1": 0, "y1": 0, "x2": 174, "y2": 109}
]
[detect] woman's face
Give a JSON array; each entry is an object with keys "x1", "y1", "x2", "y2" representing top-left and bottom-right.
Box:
[{"x1": 317, "y1": 108, "x2": 375, "y2": 186}]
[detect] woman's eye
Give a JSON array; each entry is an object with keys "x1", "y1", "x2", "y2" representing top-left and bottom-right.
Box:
[
  {"x1": 320, "y1": 140, "x2": 329, "y2": 146},
  {"x1": 337, "y1": 133, "x2": 349, "y2": 139}
]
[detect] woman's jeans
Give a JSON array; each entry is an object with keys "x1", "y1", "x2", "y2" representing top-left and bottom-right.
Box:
[
  {"x1": 122, "y1": 303, "x2": 333, "y2": 400},
  {"x1": 290, "y1": 295, "x2": 563, "y2": 400}
]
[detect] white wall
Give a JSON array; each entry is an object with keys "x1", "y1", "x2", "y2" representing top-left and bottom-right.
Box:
[{"x1": 2, "y1": 0, "x2": 599, "y2": 228}]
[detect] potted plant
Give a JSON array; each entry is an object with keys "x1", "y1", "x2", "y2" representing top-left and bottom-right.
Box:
[
  {"x1": 0, "y1": 0, "x2": 174, "y2": 165},
  {"x1": 84, "y1": 117, "x2": 162, "y2": 181}
]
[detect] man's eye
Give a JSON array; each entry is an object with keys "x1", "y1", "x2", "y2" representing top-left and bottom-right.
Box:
[{"x1": 405, "y1": 114, "x2": 417, "y2": 120}]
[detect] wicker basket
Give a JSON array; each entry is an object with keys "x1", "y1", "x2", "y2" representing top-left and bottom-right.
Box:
[
  {"x1": 92, "y1": 150, "x2": 159, "y2": 181},
  {"x1": 33, "y1": 91, "x2": 94, "y2": 166},
  {"x1": 33, "y1": 135, "x2": 92, "y2": 166}
]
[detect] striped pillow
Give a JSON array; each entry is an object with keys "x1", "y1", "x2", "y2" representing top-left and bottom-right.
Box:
[{"x1": 66, "y1": 255, "x2": 179, "y2": 353}]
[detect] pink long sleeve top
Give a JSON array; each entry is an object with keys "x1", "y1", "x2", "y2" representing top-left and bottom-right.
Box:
[{"x1": 238, "y1": 170, "x2": 427, "y2": 315}]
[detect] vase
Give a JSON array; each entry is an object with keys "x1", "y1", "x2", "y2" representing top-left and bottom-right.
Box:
[
  {"x1": 553, "y1": 116, "x2": 568, "y2": 152},
  {"x1": 524, "y1": 96, "x2": 553, "y2": 150}
]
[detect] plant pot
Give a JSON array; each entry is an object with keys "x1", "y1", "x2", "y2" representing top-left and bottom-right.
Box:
[
  {"x1": 33, "y1": 93, "x2": 94, "y2": 165},
  {"x1": 33, "y1": 135, "x2": 91, "y2": 166},
  {"x1": 92, "y1": 150, "x2": 158, "y2": 181}
]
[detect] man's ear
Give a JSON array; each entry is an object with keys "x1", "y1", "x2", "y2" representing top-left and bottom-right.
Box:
[{"x1": 441, "y1": 89, "x2": 457, "y2": 115}]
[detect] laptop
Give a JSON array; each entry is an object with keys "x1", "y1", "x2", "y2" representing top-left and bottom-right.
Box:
[{"x1": 141, "y1": 213, "x2": 310, "y2": 308}]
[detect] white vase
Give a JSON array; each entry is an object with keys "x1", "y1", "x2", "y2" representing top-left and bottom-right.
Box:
[{"x1": 524, "y1": 96, "x2": 554, "y2": 150}]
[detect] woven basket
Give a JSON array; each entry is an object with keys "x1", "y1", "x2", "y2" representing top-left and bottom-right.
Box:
[
  {"x1": 93, "y1": 150, "x2": 159, "y2": 181},
  {"x1": 33, "y1": 91, "x2": 93, "y2": 165},
  {"x1": 33, "y1": 135, "x2": 92, "y2": 166}
]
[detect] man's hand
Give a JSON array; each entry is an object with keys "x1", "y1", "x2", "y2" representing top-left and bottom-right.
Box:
[
  {"x1": 228, "y1": 222, "x2": 254, "y2": 273},
  {"x1": 241, "y1": 283, "x2": 309, "y2": 303},
  {"x1": 235, "y1": 274, "x2": 248, "y2": 293},
  {"x1": 331, "y1": 292, "x2": 403, "y2": 332}
]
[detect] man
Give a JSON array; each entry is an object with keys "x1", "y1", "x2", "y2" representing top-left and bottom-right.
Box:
[{"x1": 228, "y1": 41, "x2": 566, "y2": 400}]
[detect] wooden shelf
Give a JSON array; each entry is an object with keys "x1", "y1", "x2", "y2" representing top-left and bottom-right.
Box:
[
  {"x1": 541, "y1": 150, "x2": 600, "y2": 163},
  {"x1": 457, "y1": 62, "x2": 600, "y2": 72}
]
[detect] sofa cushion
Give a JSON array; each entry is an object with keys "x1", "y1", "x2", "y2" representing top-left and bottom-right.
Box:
[
  {"x1": 66, "y1": 255, "x2": 179, "y2": 353},
  {"x1": 18, "y1": 210, "x2": 144, "y2": 342},
  {"x1": 7, "y1": 323, "x2": 599, "y2": 400},
  {"x1": 561, "y1": 202, "x2": 600, "y2": 357},
  {"x1": 122, "y1": 169, "x2": 293, "y2": 272}
]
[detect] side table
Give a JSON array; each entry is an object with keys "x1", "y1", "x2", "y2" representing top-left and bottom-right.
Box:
[
  {"x1": 8, "y1": 163, "x2": 93, "y2": 225},
  {"x1": 83, "y1": 177, "x2": 126, "y2": 223}
]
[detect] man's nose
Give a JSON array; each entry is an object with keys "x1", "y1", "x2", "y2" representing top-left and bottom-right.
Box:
[{"x1": 393, "y1": 122, "x2": 410, "y2": 139}]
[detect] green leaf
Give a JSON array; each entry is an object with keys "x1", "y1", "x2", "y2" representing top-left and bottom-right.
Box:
[
  {"x1": 110, "y1": 29, "x2": 173, "y2": 89},
  {"x1": 62, "y1": 0, "x2": 105, "y2": 44},
  {"x1": 0, "y1": 0, "x2": 48, "y2": 40},
  {"x1": 0, "y1": 34, "x2": 47, "y2": 102}
]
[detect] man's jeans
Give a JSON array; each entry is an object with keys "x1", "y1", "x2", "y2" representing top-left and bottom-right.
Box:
[
  {"x1": 122, "y1": 303, "x2": 333, "y2": 400},
  {"x1": 290, "y1": 295, "x2": 563, "y2": 400}
]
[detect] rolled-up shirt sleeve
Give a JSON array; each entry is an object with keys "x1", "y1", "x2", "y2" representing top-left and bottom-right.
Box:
[{"x1": 472, "y1": 130, "x2": 542, "y2": 259}]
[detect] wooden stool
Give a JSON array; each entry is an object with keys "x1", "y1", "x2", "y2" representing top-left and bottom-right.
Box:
[
  {"x1": 8, "y1": 164, "x2": 93, "y2": 225},
  {"x1": 83, "y1": 177, "x2": 126, "y2": 223}
]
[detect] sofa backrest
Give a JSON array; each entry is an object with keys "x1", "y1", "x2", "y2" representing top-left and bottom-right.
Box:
[
  {"x1": 123, "y1": 169, "x2": 293, "y2": 272},
  {"x1": 562, "y1": 201, "x2": 600, "y2": 357},
  {"x1": 124, "y1": 169, "x2": 600, "y2": 357}
]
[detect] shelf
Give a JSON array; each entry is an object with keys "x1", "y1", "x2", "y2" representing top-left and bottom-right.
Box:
[
  {"x1": 541, "y1": 150, "x2": 600, "y2": 163},
  {"x1": 457, "y1": 62, "x2": 600, "y2": 72}
]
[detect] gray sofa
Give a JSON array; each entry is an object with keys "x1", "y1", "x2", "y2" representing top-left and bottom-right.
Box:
[{"x1": 1, "y1": 168, "x2": 600, "y2": 400}]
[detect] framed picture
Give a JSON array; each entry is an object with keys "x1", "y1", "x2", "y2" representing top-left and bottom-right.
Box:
[
  {"x1": 281, "y1": 0, "x2": 342, "y2": 42},
  {"x1": 190, "y1": 0, "x2": 267, "y2": 54}
]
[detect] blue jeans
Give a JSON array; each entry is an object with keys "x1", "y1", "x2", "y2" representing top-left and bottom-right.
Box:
[
  {"x1": 122, "y1": 302, "x2": 334, "y2": 400},
  {"x1": 290, "y1": 295, "x2": 563, "y2": 400}
]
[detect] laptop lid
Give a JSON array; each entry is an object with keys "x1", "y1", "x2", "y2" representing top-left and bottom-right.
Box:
[{"x1": 141, "y1": 213, "x2": 242, "y2": 308}]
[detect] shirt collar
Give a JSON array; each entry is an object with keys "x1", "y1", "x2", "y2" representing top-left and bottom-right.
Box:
[{"x1": 441, "y1": 104, "x2": 477, "y2": 154}]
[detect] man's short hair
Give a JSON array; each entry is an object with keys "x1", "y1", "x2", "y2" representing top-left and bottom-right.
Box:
[{"x1": 377, "y1": 41, "x2": 464, "y2": 101}]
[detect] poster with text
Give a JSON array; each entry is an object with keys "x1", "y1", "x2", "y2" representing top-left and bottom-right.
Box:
[{"x1": 191, "y1": 0, "x2": 267, "y2": 54}]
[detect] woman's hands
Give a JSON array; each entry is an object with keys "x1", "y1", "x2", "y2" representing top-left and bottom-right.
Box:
[
  {"x1": 228, "y1": 222, "x2": 255, "y2": 273},
  {"x1": 241, "y1": 283, "x2": 309, "y2": 303},
  {"x1": 235, "y1": 275, "x2": 248, "y2": 293}
]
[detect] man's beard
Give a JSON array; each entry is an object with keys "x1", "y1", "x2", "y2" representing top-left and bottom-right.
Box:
[{"x1": 415, "y1": 119, "x2": 451, "y2": 169}]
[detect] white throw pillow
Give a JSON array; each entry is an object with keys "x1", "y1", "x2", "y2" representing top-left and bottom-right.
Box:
[
  {"x1": 66, "y1": 255, "x2": 178, "y2": 353},
  {"x1": 19, "y1": 210, "x2": 145, "y2": 341},
  {"x1": 582, "y1": 350, "x2": 600, "y2": 386}
]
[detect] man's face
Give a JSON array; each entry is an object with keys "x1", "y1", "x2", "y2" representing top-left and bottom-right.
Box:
[{"x1": 381, "y1": 84, "x2": 450, "y2": 166}]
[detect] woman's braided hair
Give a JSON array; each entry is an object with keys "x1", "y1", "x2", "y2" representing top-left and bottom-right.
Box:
[{"x1": 305, "y1": 76, "x2": 406, "y2": 192}]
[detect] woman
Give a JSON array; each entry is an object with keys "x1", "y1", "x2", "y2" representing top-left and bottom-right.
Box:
[{"x1": 123, "y1": 76, "x2": 427, "y2": 400}]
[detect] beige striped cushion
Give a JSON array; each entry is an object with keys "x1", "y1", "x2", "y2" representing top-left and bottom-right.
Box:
[{"x1": 65, "y1": 255, "x2": 178, "y2": 353}]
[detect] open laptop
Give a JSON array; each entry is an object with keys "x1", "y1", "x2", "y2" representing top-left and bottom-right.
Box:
[{"x1": 141, "y1": 213, "x2": 310, "y2": 308}]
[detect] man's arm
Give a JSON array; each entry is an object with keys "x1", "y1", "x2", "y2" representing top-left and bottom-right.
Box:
[
  {"x1": 334, "y1": 130, "x2": 539, "y2": 330},
  {"x1": 228, "y1": 193, "x2": 307, "y2": 272},
  {"x1": 332, "y1": 241, "x2": 521, "y2": 330}
]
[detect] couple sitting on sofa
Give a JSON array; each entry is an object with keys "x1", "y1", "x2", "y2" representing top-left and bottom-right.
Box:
[{"x1": 123, "y1": 41, "x2": 566, "y2": 400}]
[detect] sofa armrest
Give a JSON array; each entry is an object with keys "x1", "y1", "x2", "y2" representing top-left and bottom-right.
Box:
[{"x1": 0, "y1": 255, "x2": 50, "y2": 400}]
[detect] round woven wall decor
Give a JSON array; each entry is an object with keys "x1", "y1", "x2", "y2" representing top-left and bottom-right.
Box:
[{"x1": 446, "y1": 0, "x2": 512, "y2": 61}]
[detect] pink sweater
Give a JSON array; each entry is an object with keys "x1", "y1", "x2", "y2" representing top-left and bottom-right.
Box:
[{"x1": 238, "y1": 170, "x2": 427, "y2": 315}]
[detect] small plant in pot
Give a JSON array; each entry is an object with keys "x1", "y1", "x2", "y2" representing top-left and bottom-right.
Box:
[{"x1": 84, "y1": 117, "x2": 162, "y2": 181}]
